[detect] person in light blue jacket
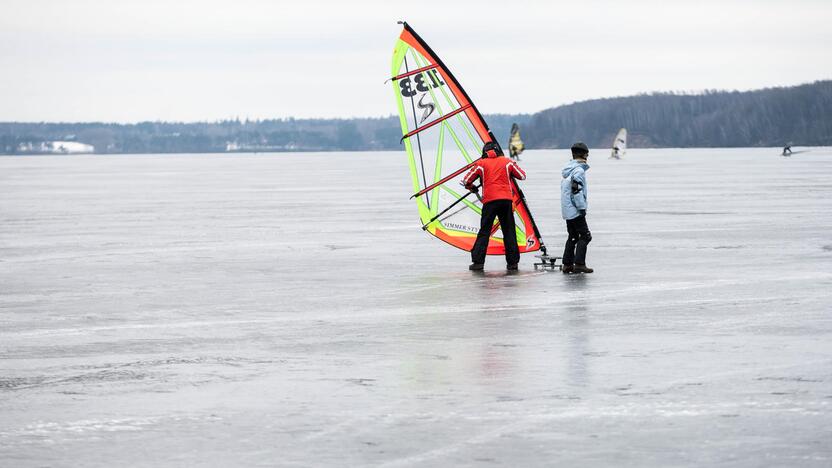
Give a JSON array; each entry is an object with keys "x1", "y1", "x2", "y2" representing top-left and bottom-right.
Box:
[{"x1": 560, "y1": 142, "x2": 593, "y2": 273}]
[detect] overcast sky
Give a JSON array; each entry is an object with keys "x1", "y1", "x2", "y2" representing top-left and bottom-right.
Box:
[{"x1": 1, "y1": 0, "x2": 830, "y2": 122}]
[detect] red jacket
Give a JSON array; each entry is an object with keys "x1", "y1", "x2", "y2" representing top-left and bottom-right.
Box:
[{"x1": 462, "y1": 154, "x2": 526, "y2": 204}]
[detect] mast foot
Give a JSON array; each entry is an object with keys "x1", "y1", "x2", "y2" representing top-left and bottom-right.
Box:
[{"x1": 533, "y1": 254, "x2": 563, "y2": 271}]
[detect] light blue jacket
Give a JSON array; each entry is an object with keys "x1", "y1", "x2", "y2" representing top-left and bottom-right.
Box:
[{"x1": 560, "y1": 159, "x2": 589, "y2": 220}]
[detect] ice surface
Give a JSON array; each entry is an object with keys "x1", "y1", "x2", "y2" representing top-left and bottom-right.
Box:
[{"x1": 1, "y1": 148, "x2": 831, "y2": 467}]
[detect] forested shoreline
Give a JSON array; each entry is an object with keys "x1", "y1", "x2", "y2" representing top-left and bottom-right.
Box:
[
  {"x1": 2, "y1": 80, "x2": 829, "y2": 155},
  {"x1": 524, "y1": 80, "x2": 832, "y2": 148}
]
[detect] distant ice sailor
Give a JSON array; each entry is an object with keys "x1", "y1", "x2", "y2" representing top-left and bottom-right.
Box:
[
  {"x1": 463, "y1": 141, "x2": 527, "y2": 271},
  {"x1": 782, "y1": 144, "x2": 792, "y2": 156},
  {"x1": 508, "y1": 123, "x2": 525, "y2": 161},
  {"x1": 610, "y1": 128, "x2": 626, "y2": 159},
  {"x1": 561, "y1": 142, "x2": 593, "y2": 274}
]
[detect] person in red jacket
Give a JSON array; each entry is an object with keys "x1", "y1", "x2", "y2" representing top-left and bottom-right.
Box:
[{"x1": 462, "y1": 141, "x2": 527, "y2": 271}]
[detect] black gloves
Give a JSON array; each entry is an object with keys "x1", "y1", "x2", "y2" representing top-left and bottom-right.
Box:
[{"x1": 571, "y1": 180, "x2": 582, "y2": 194}]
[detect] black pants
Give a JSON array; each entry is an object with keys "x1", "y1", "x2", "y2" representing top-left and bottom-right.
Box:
[
  {"x1": 471, "y1": 199, "x2": 520, "y2": 265},
  {"x1": 563, "y1": 215, "x2": 592, "y2": 266}
]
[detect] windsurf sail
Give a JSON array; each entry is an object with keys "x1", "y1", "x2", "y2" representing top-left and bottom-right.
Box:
[
  {"x1": 390, "y1": 22, "x2": 545, "y2": 255},
  {"x1": 611, "y1": 128, "x2": 627, "y2": 159},
  {"x1": 508, "y1": 123, "x2": 525, "y2": 160}
]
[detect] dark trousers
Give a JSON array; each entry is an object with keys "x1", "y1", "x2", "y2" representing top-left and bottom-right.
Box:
[
  {"x1": 563, "y1": 215, "x2": 592, "y2": 266},
  {"x1": 471, "y1": 199, "x2": 520, "y2": 265}
]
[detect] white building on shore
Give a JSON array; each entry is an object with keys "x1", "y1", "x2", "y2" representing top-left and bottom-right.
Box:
[{"x1": 16, "y1": 141, "x2": 95, "y2": 154}]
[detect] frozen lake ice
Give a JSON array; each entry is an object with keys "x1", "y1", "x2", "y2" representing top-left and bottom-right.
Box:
[{"x1": 1, "y1": 148, "x2": 831, "y2": 466}]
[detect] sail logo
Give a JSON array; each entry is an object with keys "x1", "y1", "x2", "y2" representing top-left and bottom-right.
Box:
[
  {"x1": 444, "y1": 222, "x2": 478, "y2": 233},
  {"x1": 417, "y1": 95, "x2": 435, "y2": 123},
  {"x1": 399, "y1": 69, "x2": 446, "y2": 98},
  {"x1": 526, "y1": 236, "x2": 536, "y2": 248}
]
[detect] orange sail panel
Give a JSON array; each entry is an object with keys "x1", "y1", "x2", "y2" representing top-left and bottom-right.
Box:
[{"x1": 391, "y1": 22, "x2": 543, "y2": 255}]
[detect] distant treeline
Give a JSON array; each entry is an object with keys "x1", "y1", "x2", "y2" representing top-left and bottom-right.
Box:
[
  {"x1": 0, "y1": 118, "x2": 399, "y2": 154},
  {"x1": 1, "y1": 80, "x2": 830, "y2": 154},
  {"x1": 525, "y1": 80, "x2": 832, "y2": 148},
  {"x1": 0, "y1": 115, "x2": 527, "y2": 155}
]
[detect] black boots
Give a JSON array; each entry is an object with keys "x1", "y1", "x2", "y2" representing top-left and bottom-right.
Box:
[
  {"x1": 573, "y1": 264, "x2": 594, "y2": 273},
  {"x1": 563, "y1": 264, "x2": 593, "y2": 274},
  {"x1": 469, "y1": 263, "x2": 519, "y2": 271}
]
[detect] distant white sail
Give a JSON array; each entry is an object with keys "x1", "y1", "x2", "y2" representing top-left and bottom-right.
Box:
[{"x1": 610, "y1": 128, "x2": 626, "y2": 159}]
